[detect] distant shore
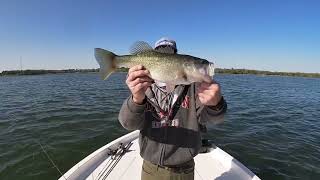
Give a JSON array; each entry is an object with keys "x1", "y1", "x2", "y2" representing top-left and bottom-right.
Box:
[
  {"x1": 1, "y1": 68, "x2": 319, "y2": 78},
  {"x1": 215, "y1": 68, "x2": 320, "y2": 78}
]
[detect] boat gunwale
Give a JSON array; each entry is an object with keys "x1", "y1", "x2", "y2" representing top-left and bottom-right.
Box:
[
  {"x1": 59, "y1": 130, "x2": 139, "y2": 180},
  {"x1": 59, "y1": 130, "x2": 261, "y2": 180}
]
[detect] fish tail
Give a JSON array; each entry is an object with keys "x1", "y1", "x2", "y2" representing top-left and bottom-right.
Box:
[{"x1": 94, "y1": 48, "x2": 117, "y2": 80}]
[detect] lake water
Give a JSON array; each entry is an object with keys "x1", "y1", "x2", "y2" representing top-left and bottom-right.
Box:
[{"x1": 0, "y1": 73, "x2": 319, "y2": 180}]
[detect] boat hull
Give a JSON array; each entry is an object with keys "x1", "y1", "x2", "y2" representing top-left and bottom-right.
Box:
[{"x1": 59, "y1": 130, "x2": 261, "y2": 180}]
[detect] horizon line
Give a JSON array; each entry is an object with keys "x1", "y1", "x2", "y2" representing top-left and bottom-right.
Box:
[{"x1": 1, "y1": 67, "x2": 320, "y2": 75}]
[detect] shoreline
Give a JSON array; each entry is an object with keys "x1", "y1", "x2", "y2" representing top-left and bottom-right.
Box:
[{"x1": 1, "y1": 68, "x2": 319, "y2": 78}]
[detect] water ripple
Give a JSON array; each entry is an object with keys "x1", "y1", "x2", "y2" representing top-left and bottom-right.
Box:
[{"x1": 0, "y1": 73, "x2": 320, "y2": 180}]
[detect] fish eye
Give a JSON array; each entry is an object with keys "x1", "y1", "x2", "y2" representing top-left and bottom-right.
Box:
[{"x1": 199, "y1": 68, "x2": 206, "y2": 74}]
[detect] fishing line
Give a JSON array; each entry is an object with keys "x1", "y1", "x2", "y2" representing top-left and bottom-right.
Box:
[
  {"x1": 5, "y1": 112, "x2": 66, "y2": 179},
  {"x1": 36, "y1": 140, "x2": 67, "y2": 180}
]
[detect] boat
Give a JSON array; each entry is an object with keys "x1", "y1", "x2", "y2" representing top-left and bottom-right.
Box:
[{"x1": 59, "y1": 130, "x2": 261, "y2": 180}]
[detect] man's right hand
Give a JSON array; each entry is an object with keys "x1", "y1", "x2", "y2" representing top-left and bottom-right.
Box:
[{"x1": 126, "y1": 65, "x2": 153, "y2": 104}]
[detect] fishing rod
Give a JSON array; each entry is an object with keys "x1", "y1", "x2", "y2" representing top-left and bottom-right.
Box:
[
  {"x1": 101, "y1": 142, "x2": 133, "y2": 180},
  {"x1": 99, "y1": 142, "x2": 133, "y2": 180},
  {"x1": 94, "y1": 146, "x2": 122, "y2": 180}
]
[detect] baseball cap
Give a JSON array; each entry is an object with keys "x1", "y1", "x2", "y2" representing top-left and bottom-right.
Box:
[{"x1": 154, "y1": 37, "x2": 177, "y2": 51}]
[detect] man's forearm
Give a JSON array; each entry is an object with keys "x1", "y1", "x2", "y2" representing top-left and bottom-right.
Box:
[
  {"x1": 198, "y1": 97, "x2": 227, "y2": 125},
  {"x1": 118, "y1": 95, "x2": 146, "y2": 130}
]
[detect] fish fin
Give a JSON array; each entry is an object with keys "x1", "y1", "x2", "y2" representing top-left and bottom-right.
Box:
[
  {"x1": 129, "y1": 41, "x2": 154, "y2": 55},
  {"x1": 94, "y1": 48, "x2": 117, "y2": 80},
  {"x1": 166, "y1": 84, "x2": 176, "y2": 93}
]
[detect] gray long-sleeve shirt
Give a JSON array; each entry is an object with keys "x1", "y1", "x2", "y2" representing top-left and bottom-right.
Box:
[{"x1": 118, "y1": 82, "x2": 227, "y2": 166}]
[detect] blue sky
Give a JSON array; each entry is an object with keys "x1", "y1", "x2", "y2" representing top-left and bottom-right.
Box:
[{"x1": 0, "y1": 0, "x2": 319, "y2": 73}]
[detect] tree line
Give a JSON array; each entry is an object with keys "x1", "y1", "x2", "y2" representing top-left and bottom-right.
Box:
[
  {"x1": 1, "y1": 68, "x2": 319, "y2": 78},
  {"x1": 215, "y1": 68, "x2": 320, "y2": 78},
  {"x1": 0, "y1": 69, "x2": 99, "y2": 76}
]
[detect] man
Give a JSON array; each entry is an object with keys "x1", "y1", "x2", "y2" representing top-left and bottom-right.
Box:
[{"x1": 118, "y1": 37, "x2": 227, "y2": 180}]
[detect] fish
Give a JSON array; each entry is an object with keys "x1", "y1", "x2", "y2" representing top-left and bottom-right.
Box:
[{"x1": 94, "y1": 41, "x2": 214, "y2": 92}]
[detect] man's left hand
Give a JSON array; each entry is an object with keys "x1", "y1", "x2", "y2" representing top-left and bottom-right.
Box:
[{"x1": 197, "y1": 81, "x2": 222, "y2": 106}]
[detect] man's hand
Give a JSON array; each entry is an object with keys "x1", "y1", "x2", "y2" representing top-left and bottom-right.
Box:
[
  {"x1": 126, "y1": 65, "x2": 153, "y2": 104},
  {"x1": 197, "y1": 81, "x2": 222, "y2": 107}
]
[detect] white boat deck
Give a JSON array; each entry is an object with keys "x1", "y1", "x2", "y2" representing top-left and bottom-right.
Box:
[{"x1": 60, "y1": 131, "x2": 261, "y2": 180}]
